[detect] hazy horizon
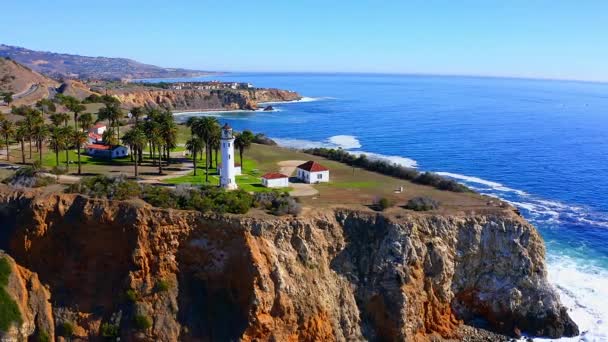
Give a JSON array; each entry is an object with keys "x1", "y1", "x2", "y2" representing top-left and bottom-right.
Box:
[{"x1": 4, "y1": 1, "x2": 608, "y2": 82}]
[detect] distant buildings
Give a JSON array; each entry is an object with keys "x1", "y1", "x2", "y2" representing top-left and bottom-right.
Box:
[
  {"x1": 166, "y1": 81, "x2": 254, "y2": 91},
  {"x1": 261, "y1": 172, "x2": 289, "y2": 188},
  {"x1": 87, "y1": 123, "x2": 106, "y2": 144},
  {"x1": 296, "y1": 161, "x2": 330, "y2": 184}
]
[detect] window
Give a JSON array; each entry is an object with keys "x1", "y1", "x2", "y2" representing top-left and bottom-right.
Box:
[{"x1": 317, "y1": 173, "x2": 322, "y2": 179}]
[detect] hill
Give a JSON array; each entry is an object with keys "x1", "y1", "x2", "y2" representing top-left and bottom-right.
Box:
[
  {"x1": 0, "y1": 44, "x2": 215, "y2": 80},
  {"x1": 0, "y1": 57, "x2": 59, "y2": 107}
]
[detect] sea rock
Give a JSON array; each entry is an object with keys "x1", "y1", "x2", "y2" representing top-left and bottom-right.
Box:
[
  {"x1": 263, "y1": 105, "x2": 274, "y2": 111},
  {"x1": 0, "y1": 187, "x2": 578, "y2": 341}
]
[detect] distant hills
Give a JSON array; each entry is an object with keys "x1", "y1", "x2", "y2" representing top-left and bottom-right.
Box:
[{"x1": 0, "y1": 44, "x2": 215, "y2": 81}]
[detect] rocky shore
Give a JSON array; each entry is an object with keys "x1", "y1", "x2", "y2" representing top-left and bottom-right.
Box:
[{"x1": 0, "y1": 187, "x2": 577, "y2": 341}]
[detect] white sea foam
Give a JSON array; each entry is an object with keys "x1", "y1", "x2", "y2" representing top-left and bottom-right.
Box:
[
  {"x1": 328, "y1": 135, "x2": 362, "y2": 149},
  {"x1": 259, "y1": 96, "x2": 328, "y2": 105},
  {"x1": 532, "y1": 256, "x2": 608, "y2": 341},
  {"x1": 435, "y1": 172, "x2": 528, "y2": 195}
]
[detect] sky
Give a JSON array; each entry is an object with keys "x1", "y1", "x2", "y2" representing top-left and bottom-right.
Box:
[{"x1": 3, "y1": 1, "x2": 608, "y2": 82}]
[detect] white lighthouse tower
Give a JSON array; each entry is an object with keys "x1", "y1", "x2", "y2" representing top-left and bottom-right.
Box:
[{"x1": 219, "y1": 123, "x2": 237, "y2": 190}]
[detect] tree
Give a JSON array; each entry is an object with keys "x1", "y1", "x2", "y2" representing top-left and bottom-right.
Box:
[
  {"x1": 130, "y1": 106, "x2": 143, "y2": 125},
  {"x1": 234, "y1": 130, "x2": 254, "y2": 169},
  {"x1": 2, "y1": 92, "x2": 13, "y2": 107},
  {"x1": 98, "y1": 103, "x2": 123, "y2": 142},
  {"x1": 31, "y1": 117, "x2": 48, "y2": 163},
  {"x1": 15, "y1": 121, "x2": 27, "y2": 164},
  {"x1": 185, "y1": 136, "x2": 203, "y2": 176},
  {"x1": 72, "y1": 130, "x2": 88, "y2": 175},
  {"x1": 35, "y1": 98, "x2": 56, "y2": 115},
  {"x1": 195, "y1": 117, "x2": 220, "y2": 183},
  {"x1": 122, "y1": 127, "x2": 147, "y2": 178},
  {"x1": 0, "y1": 119, "x2": 14, "y2": 161},
  {"x1": 78, "y1": 113, "x2": 94, "y2": 132},
  {"x1": 62, "y1": 96, "x2": 86, "y2": 130},
  {"x1": 49, "y1": 127, "x2": 66, "y2": 168},
  {"x1": 61, "y1": 126, "x2": 74, "y2": 172}
]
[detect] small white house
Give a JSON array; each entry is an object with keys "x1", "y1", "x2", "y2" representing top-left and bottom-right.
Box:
[
  {"x1": 89, "y1": 123, "x2": 107, "y2": 135},
  {"x1": 296, "y1": 161, "x2": 329, "y2": 184},
  {"x1": 85, "y1": 144, "x2": 129, "y2": 159},
  {"x1": 261, "y1": 172, "x2": 289, "y2": 188},
  {"x1": 217, "y1": 163, "x2": 242, "y2": 176},
  {"x1": 87, "y1": 132, "x2": 103, "y2": 144}
]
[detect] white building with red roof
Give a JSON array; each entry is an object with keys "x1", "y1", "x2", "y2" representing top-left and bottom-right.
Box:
[
  {"x1": 261, "y1": 172, "x2": 289, "y2": 188},
  {"x1": 296, "y1": 161, "x2": 329, "y2": 184},
  {"x1": 87, "y1": 123, "x2": 107, "y2": 144},
  {"x1": 85, "y1": 144, "x2": 129, "y2": 159}
]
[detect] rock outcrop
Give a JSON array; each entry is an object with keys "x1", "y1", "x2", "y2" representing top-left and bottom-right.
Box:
[
  {"x1": 0, "y1": 189, "x2": 578, "y2": 341},
  {"x1": 109, "y1": 88, "x2": 300, "y2": 111}
]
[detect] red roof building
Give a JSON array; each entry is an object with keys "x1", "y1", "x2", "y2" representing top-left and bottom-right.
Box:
[
  {"x1": 297, "y1": 161, "x2": 329, "y2": 172},
  {"x1": 261, "y1": 172, "x2": 288, "y2": 180},
  {"x1": 85, "y1": 144, "x2": 112, "y2": 150}
]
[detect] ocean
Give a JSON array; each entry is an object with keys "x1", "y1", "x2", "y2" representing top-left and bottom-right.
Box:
[{"x1": 150, "y1": 73, "x2": 608, "y2": 341}]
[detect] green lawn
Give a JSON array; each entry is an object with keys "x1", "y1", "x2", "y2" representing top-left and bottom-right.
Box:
[{"x1": 41, "y1": 149, "x2": 132, "y2": 169}]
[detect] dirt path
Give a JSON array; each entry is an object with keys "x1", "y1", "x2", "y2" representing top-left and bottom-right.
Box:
[{"x1": 277, "y1": 160, "x2": 319, "y2": 197}]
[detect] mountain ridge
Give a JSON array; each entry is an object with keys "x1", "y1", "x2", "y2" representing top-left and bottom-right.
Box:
[{"x1": 0, "y1": 44, "x2": 216, "y2": 80}]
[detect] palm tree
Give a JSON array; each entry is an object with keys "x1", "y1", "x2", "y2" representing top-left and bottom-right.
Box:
[
  {"x1": 48, "y1": 127, "x2": 65, "y2": 168},
  {"x1": 158, "y1": 111, "x2": 177, "y2": 163},
  {"x1": 78, "y1": 113, "x2": 94, "y2": 132},
  {"x1": 31, "y1": 118, "x2": 48, "y2": 163},
  {"x1": 234, "y1": 130, "x2": 254, "y2": 169},
  {"x1": 2, "y1": 92, "x2": 13, "y2": 107},
  {"x1": 66, "y1": 100, "x2": 86, "y2": 130},
  {"x1": 130, "y1": 106, "x2": 143, "y2": 125},
  {"x1": 35, "y1": 98, "x2": 56, "y2": 115},
  {"x1": 61, "y1": 126, "x2": 74, "y2": 172},
  {"x1": 185, "y1": 136, "x2": 203, "y2": 176},
  {"x1": 0, "y1": 119, "x2": 14, "y2": 161},
  {"x1": 15, "y1": 121, "x2": 27, "y2": 164},
  {"x1": 122, "y1": 127, "x2": 147, "y2": 178},
  {"x1": 197, "y1": 117, "x2": 220, "y2": 183},
  {"x1": 98, "y1": 103, "x2": 123, "y2": 142},
  {"x1": 73, "y1": 130, "x2": 88, "y2": 175}
]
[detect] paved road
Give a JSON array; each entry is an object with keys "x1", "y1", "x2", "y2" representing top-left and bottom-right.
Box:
[{"x1": 13, "y1": 83, "x2": 39, "y2": 99}]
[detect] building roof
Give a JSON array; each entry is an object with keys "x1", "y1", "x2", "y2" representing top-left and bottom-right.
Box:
[
  {"x1": 297, "y1": 161, "x2": 329, "y2": 172},
  {"x1": 86, "y1": 144, "x2": 112, "y2": 150},
  {"x1": 92, "y1": 123, "x2": 106, "y2": 128},
  {"x1": 261, "y1": 172, "x2": 289, "y2": 180},
  {"x1": 86, "y1": 144, "x2": 125, "y2": 151},
  {"x1": 88, "y1": 132, "x2": 102, "y2": 140}
]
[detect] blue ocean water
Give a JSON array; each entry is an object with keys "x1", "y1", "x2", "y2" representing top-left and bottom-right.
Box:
[{"x1": 155, "y1": 73, "x2": 608, "y2": 340}]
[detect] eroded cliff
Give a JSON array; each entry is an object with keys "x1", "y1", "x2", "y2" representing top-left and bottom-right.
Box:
[
  {"x1": 109, "y1": 88, "x2": 301, "y2": 111},
  {"x1": 0, "y1": 189, "x2": 577, "y2": 341}
]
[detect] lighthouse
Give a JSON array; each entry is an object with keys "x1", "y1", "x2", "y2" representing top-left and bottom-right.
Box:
[{"x1": 219, "y1": 123, "x2": 237, "y2": 189}]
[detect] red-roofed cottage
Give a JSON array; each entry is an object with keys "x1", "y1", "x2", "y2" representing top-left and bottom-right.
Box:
[
  {"x1": 85, "y1": 144, "x2": 129, "y2": 159},
  {"x1": 296, "y1": 161, "x2": 329, "y2": 184},
  {"x1": 261, "y1": 172, "x2": 289, "y2": 188}
]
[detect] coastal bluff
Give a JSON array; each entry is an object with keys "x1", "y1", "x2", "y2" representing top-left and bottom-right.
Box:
[
  {"x1": 0, "y1": 188, "x2": 577, "y2": 341},
  {"x1": 108, "y1": 87, "x2": 301, "y2": 111}
]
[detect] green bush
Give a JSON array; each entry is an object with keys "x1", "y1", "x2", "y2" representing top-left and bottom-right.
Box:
[
  {"x1": 142, "y1": 185, "x2": 254, "y2": 214},
  {"x1": 68, "y1": 175, "x2": 141, "y2": 200},
  {"x1": 100, "y1": 322, "x2": 119, "y2": 338},
  {"x1": 405, "y1": 196, "x2": 439, "y2": 211},
  {"x1": 125, "y1": 289, "x2": 139, "y2": 303},
  {"x1": 0, "y1": 258, "x2": 22, "y2": 332},
  {"x1": 2, "y1": 166, "x2": 56, "y2": 188},
  {"x1": 133, "y1": 314, "x2": 152, "y2": 330},
  {"x1": 373, "y1": 197, "x2": 393, "y2": 211},
  {"x1": 155, "y1": 280, "x2": 170, "y2": 292},
  {"x1": 36, "y1": 330, "x2": 50, "y2": 342},
  {"x1": 57, "y1": 322, "x2": 75, "y2": 338},
  {"x1": 254, "y1": 191, "x2": 301, "y2": 216}
]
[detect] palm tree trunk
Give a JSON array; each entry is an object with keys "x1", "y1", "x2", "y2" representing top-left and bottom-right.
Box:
[
  {"x1": 65, "y1": 149, "x2": 69, "y2": 172},
  {"x1": 205, "y1": 142, "x2": 210, "y2": 183},
  {"x1": 29, "y1": 137, "x2": 32, "y2": 159},
  {"x1": 38, "y1": 140, "x2": 42, "y2": 163},
  {"x1": 193, "y1": 149, "x2": 197, "y2": 176},
  {"x1": 158, "y1": 147, "x2": 162, "y2": 175},
  {"x1": 55, "y1": 149, "x2": 59, "y2": 167},
  {"x1": 5, "y1": 138, "x2": 9, "y2": 161},
  {"x1": 240, "y1": 150, "x2": 243, "y2": 169},
  {"x1": 77, "y1": 145, "x2": 81, "y2": 175},
  {"x1": 21, "y1": 140, "x2": 25, "y2": 164},
  {"x1": 215, "y1": 148, "x2": 219, "y2": 169}
]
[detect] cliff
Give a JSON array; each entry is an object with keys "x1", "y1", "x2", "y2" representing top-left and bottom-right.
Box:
[
  {"x1": 108, "y1": 88, "x2": 301, "y2": 111},
  {"x1": 0, "y1": 188, "x2": 577, "y2": 341}
]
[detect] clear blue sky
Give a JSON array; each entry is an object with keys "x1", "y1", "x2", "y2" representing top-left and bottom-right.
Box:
[{"x1": 3, "y1": 1, "x2": 608, "y2": 81}]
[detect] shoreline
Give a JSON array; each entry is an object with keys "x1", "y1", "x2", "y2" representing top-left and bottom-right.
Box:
[{"x1": 171, "y1": 96, "x2": 316, "y2": 116}]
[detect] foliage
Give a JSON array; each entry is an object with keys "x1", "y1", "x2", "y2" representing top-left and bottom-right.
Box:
[
  {"x1": 133, "y1": 314, "x2": 152, "y2": 330},
  {"x1": 36, "y1": 330, "x2": 50, "y2": 342},
  {"x1": 405, "y1": 196, "x2": 439, "y2": 211},
  {"x1": 67, "y1": 175, "x2": 141, "y2": 200},
  {"x1": 142, "y1": 185, "x2": 254, "y2": 214},
  {"x1": 100, "y1": 322, "x2": 120, "y2": 338},
  {"x1": 373, "y1": 197, "x2": 393, "y2": 211},
  {"x1": 155, "y1": 279, "x2": 170, "y2": 292},
  {"x1": 82, "y1": 94, "x2": 120, "y2": 106},
  {"x1": 125, "y1": 289, "x2": 139, "y2": 303},
  {"x1": 303, "y1": 148, "x2": 471, "y2": 193},
  {"x1": 2, "y1": 166, "x2": 56, "y2": 188},
  {"x1": 57, "y1": 321, "x2": 75, "y2": 338},
  {"x1": 252, "y1": 133, "x2": 277, "y2": 145},
  {"x1": 254, "y1": 191, "x2": 302, "y2": 216}
]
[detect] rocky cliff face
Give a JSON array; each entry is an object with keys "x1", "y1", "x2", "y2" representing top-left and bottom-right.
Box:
[
  {"x1": 110, "y1": 88, "x2": 301, "y2": 111},
  {"x1": 0, "y1": 189, "x2": 577, "y2": 341}
]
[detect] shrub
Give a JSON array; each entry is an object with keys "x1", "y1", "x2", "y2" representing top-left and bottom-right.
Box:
[
  {"x1": 0, "y1": 258, "x2": 22, "y2": 332},
  {"x1": 254, "y1": 191, "x2": 301, "y2": 216},
  {"x1": 36, "y1": 330, "x2": 50, "y2": 342},
  {"x1": 252, "y1": 133, "x2": 277, "y2": 146},
  {"x1": 155, "y1": 280, "x2": 170, "y2": 292},
  {"x1": 100, "y1": 322, "x2": 119, "y2": 338},
  {"x1": 373, "y1": 197, "x2": 393, "y2": 211},
  {"x1": 68, "y1": 175, "x2": 141, "y2": 200},
  {"x1": 2, "y1": 166, "x2": 56, "y2": 188},
  {"x1": 125, "y1": 289, "x2": 139, "y2": 303},
  {"x1": 133, "y1": 314, "x2": 152, "y2": 330},
  {"x1": 405, "y1": 196, "x2": 439, "y2": 211},
  {"x1": 57, "y1": 322, "x2": 75, "y2": 338}
]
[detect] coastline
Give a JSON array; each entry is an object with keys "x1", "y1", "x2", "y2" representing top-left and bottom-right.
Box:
[{"x1": 171, "y1": 96, "x2": 316, "y2": 116}]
